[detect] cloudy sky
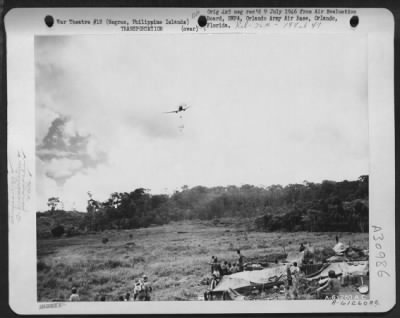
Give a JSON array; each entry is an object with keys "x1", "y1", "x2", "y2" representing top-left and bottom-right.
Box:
[{"x1": 35, "y1": 33, "x2": 368, "y2": 211}]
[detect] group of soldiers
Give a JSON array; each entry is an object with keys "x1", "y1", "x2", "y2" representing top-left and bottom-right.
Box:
[
  {"x1": 68, "y1": 275, "x2": 152, "y2": 302},
  {"x1": 206, "y1": 244, "x2": 342, "y2": 300},
  {"x1": 284, "y1": 262, "x2": 301, "y2": 299},
  {"x1": 284, "y1": 262, "x2": 341, "y2": 300},
  {"x1": 208, "y1": 250, "x2": 245, "y2": 289}
]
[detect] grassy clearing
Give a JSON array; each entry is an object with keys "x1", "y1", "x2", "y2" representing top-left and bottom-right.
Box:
[{"x1": 37, "y1": 220, "x2": 368, "y2": 301}]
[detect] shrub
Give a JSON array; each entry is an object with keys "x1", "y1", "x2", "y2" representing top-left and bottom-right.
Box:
[
  {"x1": 240, "y1": 244, "x2": 252, "y2": 250},
  {"x1": 104, "y1": 259, "x2": 123, "y2": 269},
  {"x1": 37, "y1": 260, "x2": 50, "y2": 272},
  {"x1": 37, "y1": 231, "x2": 52, "y2": 239},
  {"x1": 132, "y1": 256, "x2": 145, "y2": 263},
  {"x1": 91, "y1": 276, "x2": 110, "y2": 285},
  {"x1": 156, "y1": 268, "x2": 174, "y2": 277},
  {"x1": 51, "y1": 225, "x2": 65, "y2": 238},
  {"x1": 102, "y1": 238, "x2": 109, "y2": 244},
  {"x1": 65, "y1": 226, "x2": 80, "y2": 237},
  {"x1": 43, "y1": 277, "x2": 58, "y2": 289}
]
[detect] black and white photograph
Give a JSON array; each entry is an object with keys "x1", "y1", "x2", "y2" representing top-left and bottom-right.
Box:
[
  {"x1": 35, "y1": 33, "x2": 370, "y2": 302},
  {"x1": 5, "y1": 7, "x2": 395, "y2": 314}
]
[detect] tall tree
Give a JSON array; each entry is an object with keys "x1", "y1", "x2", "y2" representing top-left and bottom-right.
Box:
[{"x1": 47, "y1": 197, "x2": 61, "y2": 211}]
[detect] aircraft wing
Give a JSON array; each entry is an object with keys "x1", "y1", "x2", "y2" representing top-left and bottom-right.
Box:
[{"x1": 164, "y1": 110, "x2": 178, "y2": 114}]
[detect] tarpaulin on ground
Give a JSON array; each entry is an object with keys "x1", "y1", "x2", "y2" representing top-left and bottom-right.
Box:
[
  {"x1": 225, "y1": 288, "x2": 245, "y2": 300},
  {"x1": 213, "y1": 265, "x2": 286, "y2": 292},
  {"x1": 212, "y1": 277, "x2": 253, "y2": 292},
  {"x1": 307, "y1": 261, "x2": 369, "y2": 280}
]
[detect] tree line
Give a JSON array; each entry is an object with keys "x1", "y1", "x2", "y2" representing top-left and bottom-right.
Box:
[{"x1": 41, "y1": 176, "x2": 368, "y2": 235}]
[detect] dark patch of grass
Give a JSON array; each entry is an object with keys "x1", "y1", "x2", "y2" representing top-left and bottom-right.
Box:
[
  {"x1": 165, "y1": 245, "x2": 191, "y2": 252},
  {"x1": 43, "y1": 277, "x2": 58, "y2": 289},
  {"x1": 37, "y1": 260, "x2": 51, "y2": 272},
  {"x1": 102, "y1": 238, "x2": 109, "y2": 244},
  {"x1": 132, "y1": 256, "x2": 145, "y2": 263},
  {"x1": 104, "y1": 259, "x2": 124, "y2": 269},
  {"x1": 240, "y1": 244, "x2": 253, "y2": 250},
  {"x1": 90, "y1": 276, "x2": 110, "y2": 285}
]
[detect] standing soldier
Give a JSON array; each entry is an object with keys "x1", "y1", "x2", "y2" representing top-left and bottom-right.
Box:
[
  {"x1": 133, "y1": 280, "x2": 145, "y2": 301},
  {"x1": 143, "y1": 275, "x2": 152, "y2": 301},
  {"x1": 285, "y1": 264, "x2": 293, "y2": 299},
  {"x1": 209, "y1": 256, "x2": 217, "y2": 274},
  {"x1": 69, "y1": 287, "x2": 80, "y2": 301},
  {"x1": 237, "y1": 250, "x2": 244, "y2": 272},
  {"x1": 210, "y1": 273, "x2": 218, "y2": 290},
  {"x1": 291, "y1": 262, "x2": 300, "y2": 299}
]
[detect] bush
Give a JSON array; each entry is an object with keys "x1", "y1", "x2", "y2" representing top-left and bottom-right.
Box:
[
  {"x1": 102, "y1": 238, "x2": 109, "y2": 244},
  {"x1": 37, "y1": 231, "x2": 52, "y2": 239},
  {"x1": 104, "y1": 259, "x2": 123, "y2": 269},
  {"x1": 37, "y1": 260, "x2": 51, "y2": 272},
  {"x1": 91, "y1": 276, "x2": 110, "y2": 285},
  {"x1": 51, "y1": 225, "x2": 65, "y2": 238},
  {"x1": 132, "y1": 256, "x2": 145, "y2": 263},
  {"x1": 43, "y1": 277, "x2": 58, "y2": 289},
  {"x1": 65, "y1": 226, "x2": 80, "y2": 237}
]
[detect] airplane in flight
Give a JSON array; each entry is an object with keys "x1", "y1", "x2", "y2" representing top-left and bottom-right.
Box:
[{"x1": 164, "y1": 104, "x2": 190, "y2": 114}]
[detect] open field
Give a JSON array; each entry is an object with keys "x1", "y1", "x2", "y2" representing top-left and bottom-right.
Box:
[{"x1": 37, "y1": 220, "x2": 368, "y2": 301}]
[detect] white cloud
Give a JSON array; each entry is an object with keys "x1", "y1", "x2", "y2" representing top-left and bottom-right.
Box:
[{"x1": 46, "y1": 158, "x2": 83, "y2": 180}]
